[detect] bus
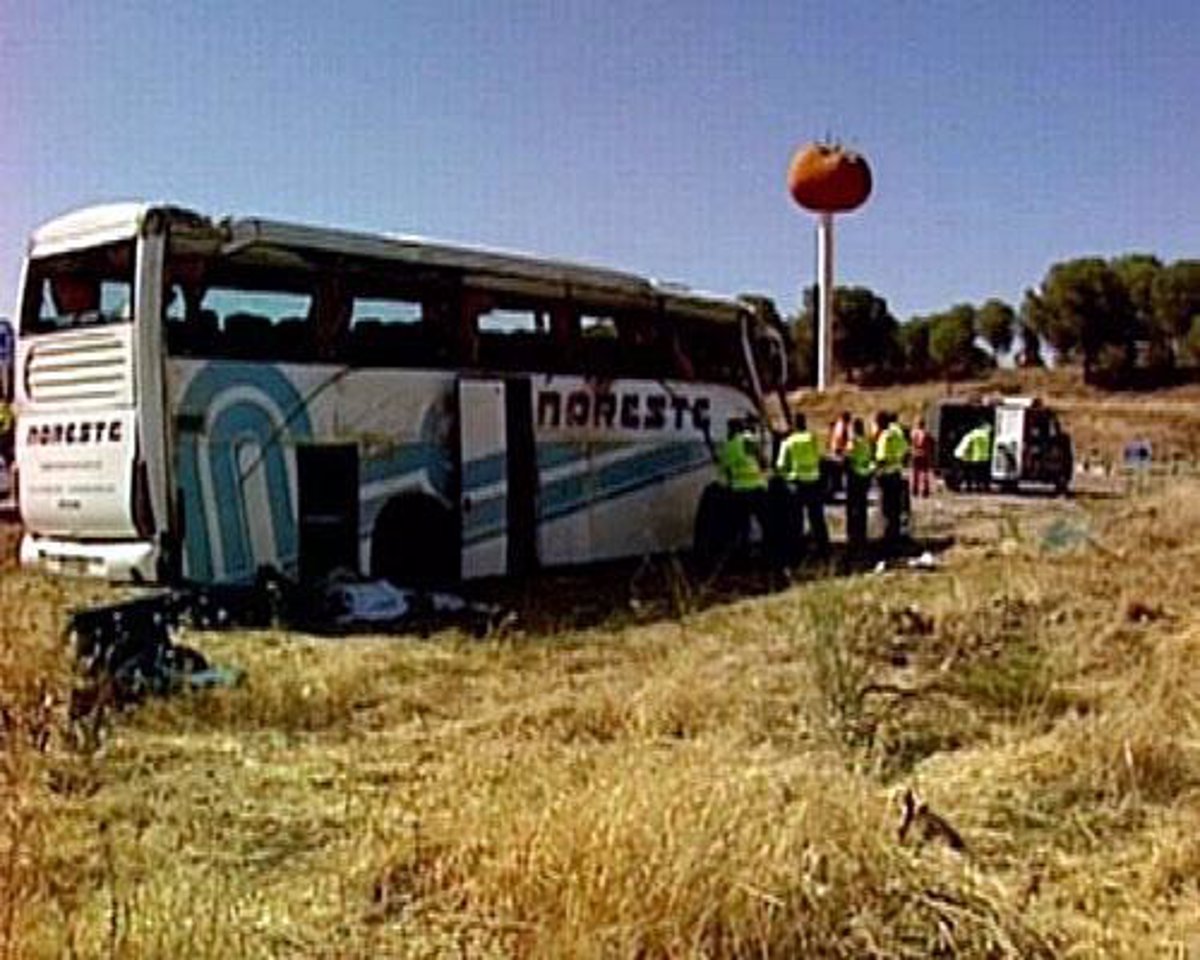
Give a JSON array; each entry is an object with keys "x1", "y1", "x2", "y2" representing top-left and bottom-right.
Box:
[{"x1": 13, "y1": 203, "x2": 787, "y2": 586}]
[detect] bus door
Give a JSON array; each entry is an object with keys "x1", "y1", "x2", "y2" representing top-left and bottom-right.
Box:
[{"x1": 457, "y1": 377, "x2": 537, "y2": 578}]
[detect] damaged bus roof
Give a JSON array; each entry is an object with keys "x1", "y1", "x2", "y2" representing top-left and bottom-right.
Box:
[{"x1": 31, "y1": 202, "x2": 749, "y2": 323}]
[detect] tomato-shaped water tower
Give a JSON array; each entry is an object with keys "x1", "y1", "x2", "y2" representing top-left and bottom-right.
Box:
[{"x1": 786, "y1": 142, "x2": 873, "y2": 390}]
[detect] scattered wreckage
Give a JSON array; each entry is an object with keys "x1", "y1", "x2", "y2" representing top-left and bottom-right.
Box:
[{"x1": 66, "y1": 573, "x2": 504, "y2": 716}]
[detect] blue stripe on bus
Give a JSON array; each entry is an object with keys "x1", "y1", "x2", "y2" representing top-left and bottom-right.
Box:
[
  {"x1": 461, "y1": 440, "x2": 712, "y2": 547},
  {"x1": 361, "y1": 442, "x2": 441, "y2": 487},
  {"x1": 462, "y1": 452, "x2": 506, "y2": 491},
  {"x1": 177, "y1": 363, "x2": 312, "y2": 582},
  {"x1": 539, "y1": 441, "x2": 710, "y2": 522}
]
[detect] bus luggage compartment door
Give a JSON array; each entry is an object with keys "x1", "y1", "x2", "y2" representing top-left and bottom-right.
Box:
[{"x1": 297, "y1": 444, "x2": 359, "y2": 583}]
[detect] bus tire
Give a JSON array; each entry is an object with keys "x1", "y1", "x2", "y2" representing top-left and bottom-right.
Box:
[
  {"x1": 371, "y1": 494, "x2": 458, "y2": 587},
  {"x1": 693, "y1": 484, "x2": 734, "y2": 573}
]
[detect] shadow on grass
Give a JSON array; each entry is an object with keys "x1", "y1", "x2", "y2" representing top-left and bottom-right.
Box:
[{"x1": 463, "y1": 535, "x2": 956, "y2": 636}]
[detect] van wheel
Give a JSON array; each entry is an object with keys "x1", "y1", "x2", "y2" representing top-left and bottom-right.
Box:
[{"x1": 371, "y1": 494, "x2": 458, "y2": 587}]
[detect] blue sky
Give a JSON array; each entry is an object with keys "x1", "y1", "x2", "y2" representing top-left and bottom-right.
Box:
[{"x1": 1, "y1": 1, "x2": 1196, "y2": 324}]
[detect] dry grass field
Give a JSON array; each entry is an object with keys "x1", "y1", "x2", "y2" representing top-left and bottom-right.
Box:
[{"x1": 3, "y1": 370, "x2": 1200, "y2": 958}]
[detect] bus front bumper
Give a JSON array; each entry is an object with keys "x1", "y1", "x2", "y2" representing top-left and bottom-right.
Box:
[{"x1": 20, "y1": 534, "x2": 160, "y2": 583}]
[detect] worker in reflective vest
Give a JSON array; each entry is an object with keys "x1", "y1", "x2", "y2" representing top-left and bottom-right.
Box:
[
  {"x1": 954, "y1": 422, "x2": 993, "y2": 491},
  {"x1": 776, "y1": 412, "x2": 829, "y2": 561},
  {"x1": 875, "y1": 411, "x2": 910, "y2": 551},
  {"x1": 845, "y1": 416, "x2": 873, "y2": 551},
  {"x1": 717, "y1": 416, "x2": 769, "y2": 554}
]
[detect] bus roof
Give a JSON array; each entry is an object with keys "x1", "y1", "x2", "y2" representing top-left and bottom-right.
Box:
[{"x1": 30, "y1": 203, "x2": 749, "y2": 324}]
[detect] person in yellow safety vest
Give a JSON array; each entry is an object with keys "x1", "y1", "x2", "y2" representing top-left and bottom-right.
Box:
[
  {"x1": 717, "y1": 416, "x2": 769, "y2": 555},
  {"x1": 776, "y1": 412, "x2": 829, "y2": 561},
  {"x1": 845, "y1": 416, "x2": 873, "y2": 551},
  {"x1": 875, "y1": 411, "x2": 910, "y2": 551},
  {"x1": 719, "y1": 417, "x2": 767, "y2": 491},
  {"x1": 954, "y1": 422, "x2": 993, "y2": 491}
]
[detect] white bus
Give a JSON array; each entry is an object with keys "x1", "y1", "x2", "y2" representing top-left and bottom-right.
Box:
[{"x1": 13, "y1": 203, "x2": 787, "y2": 585}]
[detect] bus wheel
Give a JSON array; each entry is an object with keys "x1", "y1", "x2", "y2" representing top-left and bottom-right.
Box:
[
  {"x1": 693, "y1": 484, "x2": 734, "y2": 574},
  {"x1": 371, "y1": 494, "x2": 458, "y2": 587}
]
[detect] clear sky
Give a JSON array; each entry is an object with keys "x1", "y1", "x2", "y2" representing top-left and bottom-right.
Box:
[{"x1": 1, "y1": 0, "x2": 1196, "y2": 324}]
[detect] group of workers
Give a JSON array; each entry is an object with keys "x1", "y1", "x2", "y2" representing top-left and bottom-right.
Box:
[{"x1": 715, "y1": 408, "x2": 918, "y2": 566}]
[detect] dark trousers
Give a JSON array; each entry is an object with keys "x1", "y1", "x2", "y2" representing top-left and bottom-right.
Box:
[
  {"x1": 800, "y1": 480, "x2": 830, "y2": 554},
  {"x1": 972, "y1": 461, "x2": 990, "y2": 491},
  {"x1": 724, "y1": 487, "x2": 778, "y2": 567},
  {"x1": 780, "y1": 479, "x2": 829, "y2": 561},
  {"x1": 729, "y1": 487, "x2": 769, "y2": 542},
  {"x1": 845, "y1": 471, "x2": 869, "y2": 549},
  {"x1": 879, "y1": 471, "x2": 905, "y2": 549}
]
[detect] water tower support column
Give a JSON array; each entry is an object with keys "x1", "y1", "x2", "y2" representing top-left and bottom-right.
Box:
[{"x1": 816, "y1": 211, "x2": 834, "y2": 391}]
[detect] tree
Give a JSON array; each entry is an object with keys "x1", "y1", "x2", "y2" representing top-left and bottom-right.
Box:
[
  {"x1": 1151, "y1": 260, "x2": 1200, "y2": 349},
  {"x1": 1110, "y1": 254, "x2": 1162, "y2": 342},
  {"x1": 1034, "y1": 258, "x2": 1132, "y2": 382},
  {"x1": 786, "y1": 307, "x2": 816, "y2": 388},
  {"x1": 897, "y1": 316, "x2": 933, "y2": 381},
  {"x1": 975, "y1": 298, "x2": 1016, "y2": 357},
  {"x1": 1016, "y1": 320, "x2": 1045, "y2": 367},
  {"x1": 1184, "y1": 316, "x2": 1200, "y2": 366},
  {"x1": 928, "y1": 304, "x2": 984, "y2": 379},
  {"x1": 1021, "y1": 286, "x2": 1075, "y2": 361},
  {"x1": 830, "y1": 286, "x2": 899, "y2": 382}
]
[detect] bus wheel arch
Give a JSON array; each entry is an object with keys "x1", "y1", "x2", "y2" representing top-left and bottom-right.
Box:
[{"x1": 370, "y1": 492, "x2": 458, "y2": 587}]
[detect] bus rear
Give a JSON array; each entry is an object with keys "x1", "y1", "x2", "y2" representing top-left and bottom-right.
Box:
[{"x1": 14, "y1": 205, "x2": 165, "y2": 579}]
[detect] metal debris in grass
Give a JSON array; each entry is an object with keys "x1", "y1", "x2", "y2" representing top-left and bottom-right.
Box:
[{"x1": 1039, "y1": 516, "x2": 1093, "y2": 553}]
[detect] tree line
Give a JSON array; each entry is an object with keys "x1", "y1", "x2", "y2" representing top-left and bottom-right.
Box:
[{"x1": 768, "y1": 254, "x2": 1200, "y2": 389}]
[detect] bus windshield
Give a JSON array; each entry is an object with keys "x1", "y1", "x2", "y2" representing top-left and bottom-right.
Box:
[{"x1": 20, "y1": 240, "x2": 135, "y2": 336}]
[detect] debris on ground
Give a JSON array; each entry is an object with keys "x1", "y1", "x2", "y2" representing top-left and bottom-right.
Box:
[
  {"x1": 890, "y1": 603, "x2": 935, "y2": 637},
  {"x1": 1123, "y1": 596, "x2": 1165, "y2": 624},
  {"x1": 67, "y1": 593, "x2": 245, "y2": 707},
  {"x1": 906, "y1": 551, "x2": 939, "y2": 571},
  {"x1": 871, "y1": 550, "x2": 941, "y2": 575},
  {"x1": 897, "y1": 787, "x2": 968, "y2": 853},
  {"x1": 1040, "y1": 516, "x2": 1092, "y2": 553},
  {"x1": 313, "y1": 574, "x2": 502, "y2": 635}
]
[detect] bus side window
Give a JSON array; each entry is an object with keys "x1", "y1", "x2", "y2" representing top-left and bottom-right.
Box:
[
  {"x1": 474, "y1": 302, "x2": 552, "y2": 372},
  {"x1": 348, "y1": 296, "x2": 427, "y2": 367},
  {"x1": 578, "y1": 314, "x2": 619, "y2": 378},
  {"x1": 194, "y1": 288, "x2": 315, "y2": 362}
]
